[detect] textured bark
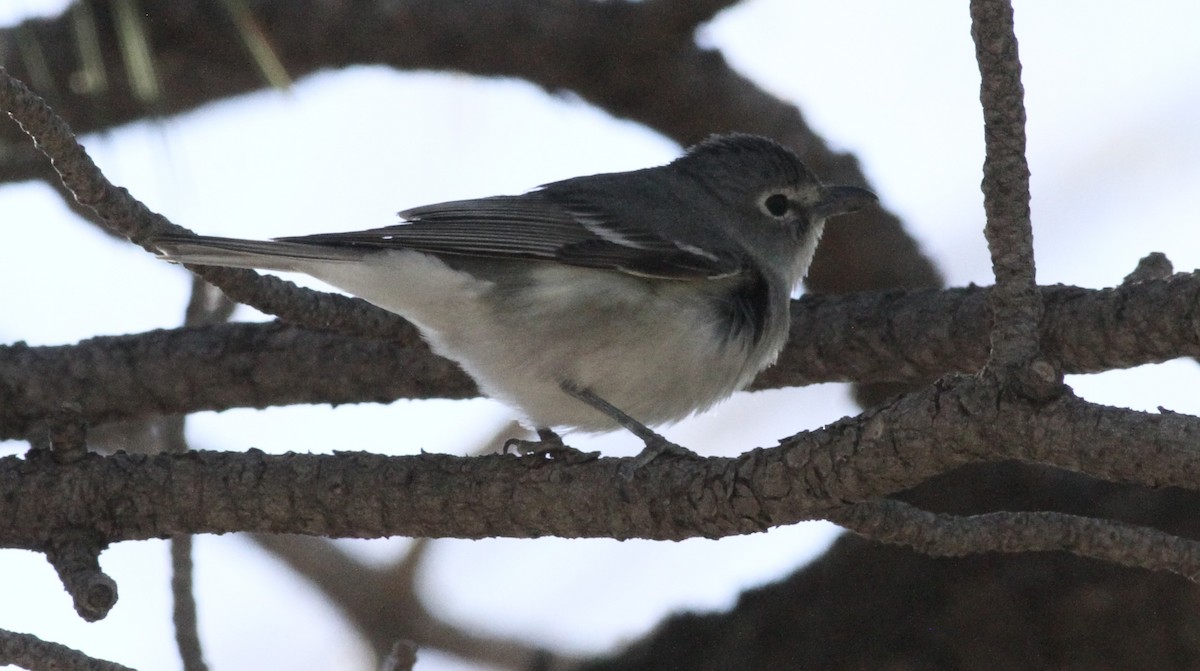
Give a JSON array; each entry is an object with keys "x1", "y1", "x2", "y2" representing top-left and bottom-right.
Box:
[
  {"x1": 4, "y1": 276, "x2": 1198, "y2": 440},
  {"x1": 5, "y1": 379, "x2": 1200, "y2": 570}
]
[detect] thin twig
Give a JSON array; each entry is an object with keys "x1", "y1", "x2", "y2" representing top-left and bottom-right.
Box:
[
  {"x1": 170, "y1": 534, "x2": 208, "y2": 671},
  {"x1": 831, "y1": 500, "x2": 1200, "y2": 580},
  {"x1": 165, "y1": 275, "x2": 241, "y2": 671}
]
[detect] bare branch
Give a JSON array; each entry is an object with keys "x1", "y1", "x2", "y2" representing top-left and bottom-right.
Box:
[
  {"x1": 3, "y1": 380, "x2": 1200, "y2": 581},
  {"x1": 969, "y1": 0, "x2": 1046, "y2": 382},
  {"x1": 0, "y1": 321, "x2": 476, "y2": 441},
  {"x1": 169, "y1": 534, "x2": 208, "y2": 671},
  {"x1": 831, "y1": 500, "x2": 1200, "y2": 580},
  {"x1": 0, "y1": 628, "x2": 135, "y2": 671},
  {"x1": 43, "y1": 531, "x2": 118, "y2": 621},
  {"x1": 5, "y1": 274, "x2": 1198, "y2": 441},
  {"x1": 166, "y1": 267, "x2": 249, "y2": 671}
]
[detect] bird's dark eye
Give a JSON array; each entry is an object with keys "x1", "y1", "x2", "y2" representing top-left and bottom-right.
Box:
[{"x1": 763, "y1": 193, "x2": 790, "y2": 217}]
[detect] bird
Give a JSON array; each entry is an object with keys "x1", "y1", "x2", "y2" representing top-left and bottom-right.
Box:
[{"x1": 151, "y1": 134, "x2": 875, "y2": 463}]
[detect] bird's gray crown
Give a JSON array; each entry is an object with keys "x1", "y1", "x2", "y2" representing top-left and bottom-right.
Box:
[{"x1": 671, "y1": 134, "x2": 818, "y2": 194}]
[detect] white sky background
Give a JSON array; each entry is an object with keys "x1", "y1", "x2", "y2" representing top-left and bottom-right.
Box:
[{"x1": 1, "y1": 1, "x2": 1199, "y2": 670}]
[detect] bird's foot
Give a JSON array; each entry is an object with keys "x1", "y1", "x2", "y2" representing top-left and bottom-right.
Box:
[
  {"x1": 556, "y1": 381, "x2": 698, "y2": 478},
  {"x1": 620, "y1": 434, "x2": 698, "y2": 480},
  {"x1": 503, "y1": 428, "x2": 600, "y2": 464}
]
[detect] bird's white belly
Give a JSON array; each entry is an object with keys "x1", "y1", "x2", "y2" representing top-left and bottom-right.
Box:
[
  {"x1": 308, "y1": 252, "x2": 782, "y2": 432},
  {"x1": 428, "y1": 265, "x2": 778, "y2": 431}
]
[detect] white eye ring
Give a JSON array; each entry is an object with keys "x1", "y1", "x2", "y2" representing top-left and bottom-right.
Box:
[{"x1": 762, "y1": 193, "x2": 790, "y2": 217}]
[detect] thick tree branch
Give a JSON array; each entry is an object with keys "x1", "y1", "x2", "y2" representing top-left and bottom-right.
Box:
[
  {"x1": 3, "y1": 378, "x2": 1200, "y2": 579},
  {"x1": 0, "y1": 321, "x2": 477, "y2": 441},
  {"x1": 248, "y1": 421, "x2": 565, "y2": 670},
  {"x1": 5, "y1": 274, "x2": 1198, "y2": 441}
]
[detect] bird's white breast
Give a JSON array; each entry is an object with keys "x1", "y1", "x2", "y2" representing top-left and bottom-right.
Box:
[{"x1": 303, "y1": 250, "x2": 785, "y2": 432}]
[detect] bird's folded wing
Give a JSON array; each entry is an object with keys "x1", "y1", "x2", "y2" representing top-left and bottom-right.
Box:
[{"x1": 276, "y1": 195, "x2": 745, "y2": 280}]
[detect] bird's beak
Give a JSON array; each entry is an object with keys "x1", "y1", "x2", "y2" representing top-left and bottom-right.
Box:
[{"x1": 812, "y1": 185, "x2": 877, "y2": 219}]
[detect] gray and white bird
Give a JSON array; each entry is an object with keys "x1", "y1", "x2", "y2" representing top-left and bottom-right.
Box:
[{"x1": 152, "y1": 134, "x2": 874, "y2": 458}]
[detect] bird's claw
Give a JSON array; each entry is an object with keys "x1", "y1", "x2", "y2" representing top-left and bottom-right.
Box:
[
  {"x1": 503, "y1": 429, "x2": 600, "y2": 465},
  {"x1": 619, "y1": 435, "x2": 699, "y2": 480}
]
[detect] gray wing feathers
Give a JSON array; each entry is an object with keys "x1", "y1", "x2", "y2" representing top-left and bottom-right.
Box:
[
  {"x1": 284, "y1": 199, "x2": 579, "y2": 259},
  {"x1": 279, "y1": 196, "x2": 745, "y2": 279},
  {"x1": 153, "y1": 195, "x2": 746, "y2": 279}
]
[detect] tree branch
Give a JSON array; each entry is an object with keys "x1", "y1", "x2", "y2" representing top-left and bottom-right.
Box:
[
  {"x1": 44, "y1": 530, "x2": 117, "y2": 622},
  {"x1": 970, "y1": 0, "x2": 1041, "y2": 372},
  {"x1": 0, "y1": 628, "x2": 134, "y2": 671},
  {"x1": 0, "y1": 321, "x2": 477, "y2": 441},
  {"x1": 4, "y1": 378, "x2": 1200, "y2": 580},
  {"x1": 5, "y1": 273, "x2": 1198, "y2": 441},
  {"x1": 831, "y1": 500, "x2": 1200, "y2": 580}
]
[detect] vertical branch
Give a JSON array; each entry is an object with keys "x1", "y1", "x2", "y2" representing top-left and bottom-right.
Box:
[
  {"x1": 170, "y1": 534, "x2": 209, "y2": 671},
  {"x1": 969, "y1": 0, "x2": 1053, "y2": 391},
  {"x1": 164, "y1": 278, "x2": 232, "y2": 671}
]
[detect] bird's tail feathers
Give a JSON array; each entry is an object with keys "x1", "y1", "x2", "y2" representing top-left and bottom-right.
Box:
[{"x1": 150, "y1": 235, "x2": 364, "y2": 273}]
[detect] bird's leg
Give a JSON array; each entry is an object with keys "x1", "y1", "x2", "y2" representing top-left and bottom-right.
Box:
[
  {"x1": 558, "y1": 381, "x2": 698, "y2": 473},
  {"x1": 503, "y1": 427, "x2": 599, "y2": 464}
]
